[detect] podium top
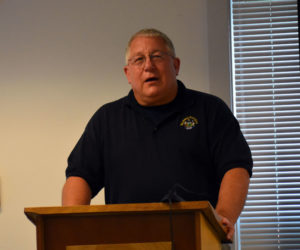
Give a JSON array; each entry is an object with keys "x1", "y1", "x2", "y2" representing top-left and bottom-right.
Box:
[{"x1": 24, "y1": 201, "x2": 230, "y2": 243}]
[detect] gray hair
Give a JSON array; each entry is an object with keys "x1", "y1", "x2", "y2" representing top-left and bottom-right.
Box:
[{"x1": 125, "y1": 28, "x2": 176, "y2": 64}]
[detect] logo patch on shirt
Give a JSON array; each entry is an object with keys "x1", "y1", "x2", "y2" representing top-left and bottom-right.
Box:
[{"x1": 180, "y1": 116, "x2": 198, "y2": 130}]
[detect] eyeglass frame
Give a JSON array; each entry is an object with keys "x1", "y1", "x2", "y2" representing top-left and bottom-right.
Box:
[{"x1": 127, "y1": 50, "x2": 174, "y2": 67}]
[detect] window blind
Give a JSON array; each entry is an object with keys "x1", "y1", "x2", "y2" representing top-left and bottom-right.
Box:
[{"x1": 230, "y1": 0, "x2": 300, "y2": 249}]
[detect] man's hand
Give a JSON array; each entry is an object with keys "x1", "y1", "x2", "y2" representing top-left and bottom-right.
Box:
[{"x1": 219, "y1": 215, "x2": 235, "y2": 241}]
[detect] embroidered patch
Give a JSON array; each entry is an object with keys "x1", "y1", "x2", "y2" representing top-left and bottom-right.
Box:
[{"x1": 180, "y1": 116, "x2": 198, "y2": 130}]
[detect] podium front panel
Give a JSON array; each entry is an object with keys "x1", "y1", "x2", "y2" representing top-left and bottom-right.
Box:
[{"x1": 37, "y1": 212, "x2": 197, "y2": 250}]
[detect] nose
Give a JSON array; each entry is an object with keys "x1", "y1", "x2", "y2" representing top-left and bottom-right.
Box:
[{"x1": 143, "y1": 55, "x2": 155, "y2": 70}]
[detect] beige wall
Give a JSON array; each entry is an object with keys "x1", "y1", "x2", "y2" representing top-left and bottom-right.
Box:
[{"x1": 0, "y1": 0, "x2": 230, "y2": 249}]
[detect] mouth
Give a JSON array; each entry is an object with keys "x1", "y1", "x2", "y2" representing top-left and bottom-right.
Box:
[{"x1": 145, "y1": 77, "x2": 159, "y2": 83}]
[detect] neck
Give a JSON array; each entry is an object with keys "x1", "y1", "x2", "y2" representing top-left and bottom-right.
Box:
[{"x1": 135, "y1": 83, "x2": 178, "y2": 107}]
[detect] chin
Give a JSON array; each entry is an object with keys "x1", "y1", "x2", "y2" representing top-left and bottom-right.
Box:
[{"x1": 144, "y1": 89, "x2": 161, "y2": 99}]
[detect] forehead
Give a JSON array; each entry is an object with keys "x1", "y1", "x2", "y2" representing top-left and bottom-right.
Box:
[{"x1": 128, "y1": 36, "x2": 168, "y2": 56}]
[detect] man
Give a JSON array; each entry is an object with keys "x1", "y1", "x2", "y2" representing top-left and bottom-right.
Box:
[{"x1": 62, "y1": 28, "x2": 252, "y2": 240}]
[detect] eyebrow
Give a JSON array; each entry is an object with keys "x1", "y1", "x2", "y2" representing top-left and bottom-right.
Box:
[{"x1": 131, "y1": 50, "x2": 162, "y2": 57}]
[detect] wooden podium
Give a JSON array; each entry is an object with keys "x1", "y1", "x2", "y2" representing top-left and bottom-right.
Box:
[{"x1": 25, "y1": 201, "x2": 230, "y2": 250}]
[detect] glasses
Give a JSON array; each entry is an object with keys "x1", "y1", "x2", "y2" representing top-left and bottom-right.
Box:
[{"x1": 127, "y1": 51, "x2": 173, "y2": 67}]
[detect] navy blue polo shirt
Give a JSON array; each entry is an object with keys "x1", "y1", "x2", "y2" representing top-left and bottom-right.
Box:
[{"x1": 66, "y1": 81, "x2": 252, "y2": 207}]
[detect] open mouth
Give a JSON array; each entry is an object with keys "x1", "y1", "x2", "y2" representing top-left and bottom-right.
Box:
[{"x1": 145, "y1": 77, "x2": 159, "y2": 83}]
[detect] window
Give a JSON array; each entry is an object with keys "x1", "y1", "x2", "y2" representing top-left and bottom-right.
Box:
[{"x1": 230, "y1": 0, "x2": 300, "y2": 249}]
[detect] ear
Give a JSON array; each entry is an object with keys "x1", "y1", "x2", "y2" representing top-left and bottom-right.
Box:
[
  {"x1": 173, "y1": 57, "x2": 180, "y2": 76},
  {"x1": 123, "y1": 65, "x2": 131, "y2": 84}
]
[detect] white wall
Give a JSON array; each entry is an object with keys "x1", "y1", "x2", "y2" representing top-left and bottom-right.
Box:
[{"x1": 0, "y1": 0, "x2": 230, "y2": 249}]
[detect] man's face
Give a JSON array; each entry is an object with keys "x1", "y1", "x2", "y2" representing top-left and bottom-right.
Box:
[{"x1": 124, "y1": 36, "x2": 180, "y2": 106}]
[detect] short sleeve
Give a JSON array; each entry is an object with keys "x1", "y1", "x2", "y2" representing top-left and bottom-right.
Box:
[
  {"x1": 66, "y1": 111, "x2": 104, "y2": 198},
  {"x1": 208, "y1": 98, "x2": 253, "y2": 181}
]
